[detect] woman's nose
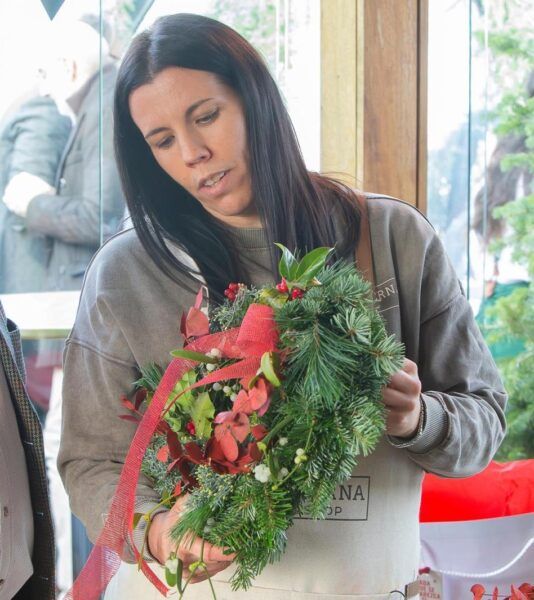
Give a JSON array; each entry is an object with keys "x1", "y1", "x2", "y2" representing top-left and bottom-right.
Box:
[{"x1": 179, "y1": 132, "x2": 211, "y2": 166}]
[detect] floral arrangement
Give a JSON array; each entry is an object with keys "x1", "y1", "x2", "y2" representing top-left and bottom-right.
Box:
[
  {"x1": 124, "y1": 245, "x2": 404, "y2": 598},
  {"x1": 471, "y1": 584, "x2": 534, "y2": 600}
]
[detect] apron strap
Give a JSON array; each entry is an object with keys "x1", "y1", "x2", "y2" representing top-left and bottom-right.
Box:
[{"x1": 355, "y1": 194, "x2": 375, "y2": 289}]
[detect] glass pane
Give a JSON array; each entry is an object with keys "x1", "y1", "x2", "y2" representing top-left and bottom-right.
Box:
[{"x1": 427, "y1": 0, "x2": 533, "y2": 460}]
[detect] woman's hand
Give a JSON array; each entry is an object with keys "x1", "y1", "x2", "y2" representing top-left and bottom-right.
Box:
[
  {"x1": 382, "y1": 358, "x2": 423, "y2": 438},
  {"x1": 148, "y1": 494, "x2": 236, "y2": 583}
]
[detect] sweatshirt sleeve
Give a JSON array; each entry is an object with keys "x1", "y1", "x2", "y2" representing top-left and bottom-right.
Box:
[
  {"x1": 58, "y1": 338, "x2": 164, "y2": 561},
  {"x1": 57, "y1": 241, "x2": 168, "y2": 562},
  {"x1": 388, "y1": 223, "x2": 507, "y2": 477}
]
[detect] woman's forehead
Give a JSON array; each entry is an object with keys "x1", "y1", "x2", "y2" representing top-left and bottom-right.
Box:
[{"x1": 129, "y1": 67, "x2": 229, "y2": 129}]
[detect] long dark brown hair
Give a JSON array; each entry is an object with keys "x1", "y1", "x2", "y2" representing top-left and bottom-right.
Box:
[{"x1": 114, "y1": 13, "x2": 361, "y2": 302}]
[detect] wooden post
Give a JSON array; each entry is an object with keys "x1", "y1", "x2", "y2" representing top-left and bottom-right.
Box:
[{"x1": 321, "y1": 0, "x2": 428, "y2": 211}]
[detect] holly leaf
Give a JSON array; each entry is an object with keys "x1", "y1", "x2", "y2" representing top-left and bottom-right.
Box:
[
  {"x1": 168, "y1": 370, "x2": 197, "y2": 413},
  {"x1": 190, "y1": 392, "x2": 215, "y2": 440},
  {"x1": 294, "y1": 246, "x2": 333, "y2": 285},
  {"x1": 274, "y1": 243, "x2": 298, "y2": 280}
]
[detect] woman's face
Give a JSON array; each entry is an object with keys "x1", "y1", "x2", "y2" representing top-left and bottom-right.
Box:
[{"x1": 129, "y1": 67, "x2": 259, "y2": 227}]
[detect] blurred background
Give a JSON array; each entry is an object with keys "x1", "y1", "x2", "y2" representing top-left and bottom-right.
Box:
[{"x1": 0, "y1": 0, "x2": 531, "y2": 597}]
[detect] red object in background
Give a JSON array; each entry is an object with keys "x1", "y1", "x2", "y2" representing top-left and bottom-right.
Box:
[
  {"x1": 420, "y1": 460, "x2": 534, "y2": 522},
  {"x1": 24, "y1": 352, "x2": 54, "y2": 411}
]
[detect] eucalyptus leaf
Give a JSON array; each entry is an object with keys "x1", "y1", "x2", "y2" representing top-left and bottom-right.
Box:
[
  {"x1": 165, "y1": 568, "x2": 177, "y2": 587},
  {"x1": 260, "y1": 351, "x2": 281, "y2": 387},
  {"x1": 170, "y1": 349, "x2": 218, "y2": 363}
]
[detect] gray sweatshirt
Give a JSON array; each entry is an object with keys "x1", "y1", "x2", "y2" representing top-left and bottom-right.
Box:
[{"x1": 58, "y1": 196, "x2": 506, "y2": 597}]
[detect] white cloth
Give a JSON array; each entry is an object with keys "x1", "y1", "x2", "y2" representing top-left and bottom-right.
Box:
[
  {"x1": 420, "y1": 513, "x2": 534, "y2": 597},
  {"x1": 43, "y1": 367, "x2": 73, "y2": 598}
]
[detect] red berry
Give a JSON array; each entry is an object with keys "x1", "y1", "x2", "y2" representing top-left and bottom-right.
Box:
[
  {"x1": 291, "y1": 288, "x2": 304, "y2": 300},
  {"x1": 186, "y1": 421, "x2": 196, "y2": 435},
  {"x1": 228, "y1": 282, "x2": 240, "y2": 292},
  {"x1": 276, "y1": 278, "x2": 289, "y2": 293}
]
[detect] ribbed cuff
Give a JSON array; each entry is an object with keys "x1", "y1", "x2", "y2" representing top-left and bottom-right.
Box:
[
  {"x1": 124, "y1": 498, "x2": 169, "y2": 564},
  {"x1": 388, "y1": 393, "x2": 448, "y2": 453}
]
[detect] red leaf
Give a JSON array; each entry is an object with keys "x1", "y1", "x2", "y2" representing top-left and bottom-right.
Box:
[
  {"x1": 251, "y1": 425, "x2": 268, "y2": 440},
  {"x1": 233, "y1": 390, "x2": 253, "y2": 415},
  {"x1": 214, "y1": 410, "x2": 233, "y2": 424},
  {"x1": 219, "y1": 430, "x2": 238, "y2": 462},
  {"x1": 247, "y1": 441, "x2": 262, "y2": 461},
  {"x1": 119, "y1": 414, "x2": 139, "y2": 424},
  {"x1": 194, "y1": 287, "x2": 204, "y2": 310},
  {"x1": 167, "y1": 430, "x2": 183, "y2": 459},
  {"x1": 156, "y1": 445, "x2": 169, "y2": 462},
  {"x1": 256, "y1": 396, "x2": 271, "y2": 417},
  {"x1": 518, "y1": 584, "x2": 534, "y2": 594},
  {"x1": 180, "y1": 311, "x2": 187, "y2": 338},
  {"x1": 173, "y1": 482, "x2": 182, "y2": 497},
  {"x1": 155, "y1": 420, "x2": 171, "y2": 435},
  {"x1": 184, "y1": 442, "x2": 204, "y2": 464},
  {"x1": 166, "y1": 458, "x2": 180, "y2": 474},
  {"x1": 511, "y1": 586, "x2": 529, "y2": 600},
  {"x1": 184, "y1": 307, "x2": 209, "y2": 338},
  {"x1": 121, "y1": 395, "x2": 138, "y2": 413},
  {"x1": 248, "y1": 378, "x2": 269, "y2": 410},
  {"x1": 231, "y1": 412, "x2": 250, "y2": 443},
  {"x1": 134, "y1": 388, "x2": 147, "y2": 410},
  {"x1": 471, "y1": 585, "x2": 486, "y2": 600}
]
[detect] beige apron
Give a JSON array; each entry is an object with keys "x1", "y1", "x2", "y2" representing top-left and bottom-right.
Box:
[{"x1": 105, "y1": 438, "x2": 422, "y2": 599}]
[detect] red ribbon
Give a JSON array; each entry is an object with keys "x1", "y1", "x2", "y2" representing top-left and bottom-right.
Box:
[{"x1": 66, "y1": 303, "x2": 278, "y2": 599}]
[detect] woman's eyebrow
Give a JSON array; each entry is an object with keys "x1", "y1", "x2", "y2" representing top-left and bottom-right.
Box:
[{"x1": 144, "y1": 97, "x2": 215, "y2": 140}]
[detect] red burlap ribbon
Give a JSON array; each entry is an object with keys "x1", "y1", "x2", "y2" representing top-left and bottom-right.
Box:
[{"x1": 66, "y1": 303, "x2": 278, "y2": 599}]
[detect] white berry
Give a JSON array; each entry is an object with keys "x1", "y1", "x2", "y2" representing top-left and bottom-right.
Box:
[{"x1": 254, "y1": 464, "x2": 272, "y2": 483}]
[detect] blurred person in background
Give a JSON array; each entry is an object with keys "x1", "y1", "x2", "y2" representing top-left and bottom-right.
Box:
[
  {"x1": 0, "y1": 46, "x2": 73, "y2": 424},
  {"x1": 0, "y1": 299, "x2": 55, "y2": 599},
  {"x1": 2, "y1": 16, "x2": 124, "y2": 598}
]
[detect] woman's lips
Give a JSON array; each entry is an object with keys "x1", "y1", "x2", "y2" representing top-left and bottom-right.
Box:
[{"x1": 199, "y1": 170, "x2": 230, "y2": 197}]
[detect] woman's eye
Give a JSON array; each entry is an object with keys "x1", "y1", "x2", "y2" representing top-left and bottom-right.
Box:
[
  {"x1": 156, "y1": 136, "x2": 174, "y2": 149},
  {"x1": 196, "y1": 108, "x2": 219, "y2": 125}
]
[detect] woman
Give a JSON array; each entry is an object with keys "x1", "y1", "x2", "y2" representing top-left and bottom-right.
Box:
[{"x1": 58, "y1": 13, "x2": 507, "y2": 600}]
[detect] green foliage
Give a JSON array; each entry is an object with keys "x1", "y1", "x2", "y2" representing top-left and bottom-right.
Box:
[
  {"x1": 478, "y1": 12, "x2": 534, "y2": 460},
  {"x1": 491, "y1": 177, "x2": 533, "y2": 454},
  {"x1": 162, "y1": 258, "x2": 404, "y2": 589},
  {"x1": 141, "y1": 436, "x2": 182, "y2": 499}
]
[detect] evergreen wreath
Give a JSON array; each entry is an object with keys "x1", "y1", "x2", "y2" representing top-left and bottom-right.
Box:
[{"x1": 124, "y1": 245, "x2": 404, "y2": 598}]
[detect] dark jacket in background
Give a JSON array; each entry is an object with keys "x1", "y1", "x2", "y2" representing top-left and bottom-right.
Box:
[
  {"x1": 24, "y1": 61, "x2": 124, "y2": 293},
  {"x1": 0, "y1": 96, "x2": 71, "y2": 293},
  {"x1": 0, "y1": 300, "x2": 55, "y2": 599}
]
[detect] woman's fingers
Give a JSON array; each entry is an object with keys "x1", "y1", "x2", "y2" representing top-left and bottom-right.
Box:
[{"x1": 183, "y1": 536, "x2": 236, "y2": 563}]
